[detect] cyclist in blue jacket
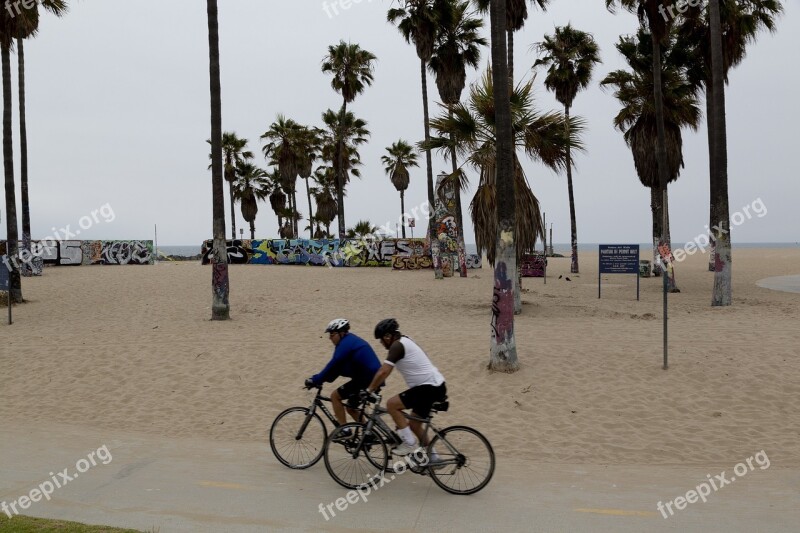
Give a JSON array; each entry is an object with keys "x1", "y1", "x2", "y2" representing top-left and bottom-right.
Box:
[{"x1": 305, "y1": 318, "x2": 381, "y2": 426}]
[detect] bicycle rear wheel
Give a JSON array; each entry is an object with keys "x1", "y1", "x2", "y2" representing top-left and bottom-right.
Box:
[
  {"x1": 324, "y1": 423, "x2": 388, "y2": 490},
  {"x1": 269, "y1": 407, "x2": 327, "y2": 469},
  {"x1": 427, "y1": 425, "x2": 495, "y2": 495}
]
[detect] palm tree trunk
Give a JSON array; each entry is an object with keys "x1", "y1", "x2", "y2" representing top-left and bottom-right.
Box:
[
  {"x1": 250, "y1": 219, "x2": 255, "y2": 240},
  {"x1": 507, "y1": 29, "x2": 514, "y2": 83},
  {"x1": 565, "y1": 104, "x2": 579, "y2": 274},
  {"x1": 2, "y1": 44, "x2": 21, "y2": 303},
  {"x1": 336, "y1": 101, "x2": 347, "y2": 239},
  {"x1": 705, "y1": 80, "x2": 717, "y2": 272},
  {"x1": 292, "y1": 190, "x2": 299, "y2": 238},
  {"x1": 305, "y1": 177, "x2": 314, "y2": 239},
  {"x1": 489, "y1": 0, "x2": 519, "y2": 372},
  {"x1": 421, "y1": 58, "x2": 442, "y2": 279},
  {"x1": 651, "y1": 32, "x2": 679, "y2": 296},
  {"x1": 18, "y1": 38, "x2": 32, "y2": 277},
  {"x1": 207, "y1": 0, "x2": 230, "y2": 320},
  {"x1": 449, "y1": 108, "x2": 468, "y2": 278},
  {"x1": 651, "y1": 186, "x2": 663, "y2": 276},
  {"x1": 229, "y1": 181, "x2": 236, "y2": 240},
  {"x1": 709, "y1": 0, "x2": 731, "y2": 306},
  {"x1": 400, "y1": 189, "x2": 406, "y2": 238}
]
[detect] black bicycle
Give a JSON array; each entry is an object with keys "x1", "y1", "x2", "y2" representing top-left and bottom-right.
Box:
[
  {"x1": 324, "y1": 391, "x2": 495, "y2": 495},
  {"x1": 269, "y1": 384, "x2": 401, "y2": 469}
]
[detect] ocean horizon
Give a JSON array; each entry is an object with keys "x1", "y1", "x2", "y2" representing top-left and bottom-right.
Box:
[{"x1": 157, "y1": 241, "x2": 800, "y2": 257}]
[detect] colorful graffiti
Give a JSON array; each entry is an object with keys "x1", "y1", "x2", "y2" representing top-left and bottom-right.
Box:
[
  {"x1": 391, "y1": 255, "x2": 433, "y2": 270},
  {"x1": 0, "y1": 240, "x2": 154, "y2": 266},
  {"x1": 491, "y1": 261, "x2": 514, "y2": 343},
  {"x1": 434, "y1": 174, "x2": 467, "y2": 276},
  {"x1": 520, "y1": 253, "x2": 547, "y2": 277}
]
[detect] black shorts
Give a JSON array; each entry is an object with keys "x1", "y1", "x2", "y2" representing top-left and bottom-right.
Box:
[
  {"x1": 337, "y1": 380, "x2": 368, "y2": 409},
  {"x1": 399, "y1": 383, "x2": 447, "y2": 419}
]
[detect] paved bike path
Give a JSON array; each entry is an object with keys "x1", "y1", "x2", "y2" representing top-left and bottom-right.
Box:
[{"x1": 1, "y1": 422, "x2": 797, "y2": 532}]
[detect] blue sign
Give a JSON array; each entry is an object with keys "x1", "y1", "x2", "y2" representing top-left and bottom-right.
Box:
[
  {"x1": 0, "y1": 255, "x2": 9, "y2": 291},
  {"x1": 599, "y1": 244, "x2": 640, "y2": 274},
  {"x1": 598, "y1": 245, "x2": 640, "y2": 300}
]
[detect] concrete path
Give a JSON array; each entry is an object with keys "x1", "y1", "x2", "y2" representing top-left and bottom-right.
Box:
[
  {"x1": 1, "y1": 422, "x2": 798, "y2": 532},
  {"x1": 757, "y1": 275, "x2": 800, "y2": 294}
]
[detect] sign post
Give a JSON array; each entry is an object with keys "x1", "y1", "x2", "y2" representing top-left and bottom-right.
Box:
[
  {"x1": 598, "y1": 245, "x2": 640, "y2": 301},
  {"x1": 408, "y1": 218, "x2": 415, "y2": 255}
]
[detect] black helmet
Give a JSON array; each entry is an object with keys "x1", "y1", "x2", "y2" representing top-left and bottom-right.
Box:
[{"x1": 374, "y1": 318, "x2": 399, "y2": 339}]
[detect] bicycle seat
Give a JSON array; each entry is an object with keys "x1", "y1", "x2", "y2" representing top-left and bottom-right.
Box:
[{"x1": 431, "y1": 400, "x2": 449, "y2": 412}]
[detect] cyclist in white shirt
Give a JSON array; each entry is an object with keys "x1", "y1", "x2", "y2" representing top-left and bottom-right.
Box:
[{"x1": 366, "y1": 318, "x2": 447, "y2": 456}]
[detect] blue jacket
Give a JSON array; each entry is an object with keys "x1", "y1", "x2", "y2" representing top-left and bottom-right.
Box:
[{"x1": 311, "y1": 333, "x2": 381, "y2": 386}]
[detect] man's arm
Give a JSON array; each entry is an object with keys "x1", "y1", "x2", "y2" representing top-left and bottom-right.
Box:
[
  {"x1": 311, "y1": 346, "x2": 345, "y2": 386},
  {"x1": 367, "y1": 363, "x2": 393, "y2": 393}
]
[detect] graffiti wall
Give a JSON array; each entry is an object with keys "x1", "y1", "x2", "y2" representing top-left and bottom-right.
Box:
[
  {"x1": 520, "y1": 253, "x2": 547, "y2": 277},
  {"x1": 0, "y1": 240, "x2": 154, "y2": 266},
  {"x1": 204, "y1": 238, "x2": 429, "y2": 267}
]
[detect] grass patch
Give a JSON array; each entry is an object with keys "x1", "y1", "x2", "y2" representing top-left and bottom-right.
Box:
[{"x1": 0, "y1": 514, "x2": 147, "y2": 532}]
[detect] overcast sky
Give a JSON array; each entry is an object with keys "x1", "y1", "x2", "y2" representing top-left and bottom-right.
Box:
[{"x1": 1, "y1": 0, "x2": 798, "y2": 247}]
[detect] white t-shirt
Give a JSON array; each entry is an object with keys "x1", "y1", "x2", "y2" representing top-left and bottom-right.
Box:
[{"x1": 385, "y1": 336, "x2": 445, "y2": 388}]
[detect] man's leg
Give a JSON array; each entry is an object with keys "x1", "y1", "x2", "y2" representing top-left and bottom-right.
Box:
[
  {"x1": 331, "y1": 389, "x2": 347, "y2": 425},
  {"x1": 387, "y1": 395, "x2": 409, "y2": 429},
  {"x1": 409, "y1": 418, "x2": 429, "y2": 446}
]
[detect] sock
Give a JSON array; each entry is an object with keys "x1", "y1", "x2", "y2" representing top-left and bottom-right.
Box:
[{"x1": 397, "y1": 426, "x2": 417, "y2": 446}]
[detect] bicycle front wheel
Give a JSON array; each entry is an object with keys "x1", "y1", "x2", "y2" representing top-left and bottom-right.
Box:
[
  {"x1": 269, "y1": 407, "x2": 327, "y2": 469},
  {"x1": 324, "y1": 423, "x2": 388, "y2": 490},
  {"x1": 427, "y1": 425, "x2": 495, "y2": 495}
]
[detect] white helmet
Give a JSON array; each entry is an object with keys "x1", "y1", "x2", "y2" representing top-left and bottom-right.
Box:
[{"x1": 325, "y1": 318, "x2": 350, "y2": 333}]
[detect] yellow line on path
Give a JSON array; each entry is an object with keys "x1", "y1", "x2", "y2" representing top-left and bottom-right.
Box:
[{"x1": 574, "y1": 508, "x2": 658, "y2": 517}]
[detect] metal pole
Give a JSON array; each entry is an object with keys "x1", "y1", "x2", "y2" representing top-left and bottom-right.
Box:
[{"x1": 154, "y1": 224, "x2": 158, "y2": 263}]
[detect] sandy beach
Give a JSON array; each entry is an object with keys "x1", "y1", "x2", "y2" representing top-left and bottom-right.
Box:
[{"x1": 2, "y1": 247, "x2": 798, "y2": 468}]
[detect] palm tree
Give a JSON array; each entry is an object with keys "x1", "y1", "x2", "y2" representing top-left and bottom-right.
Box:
[
  {"x1": 266, "y1": 169, "x2": 287, "y2": 235},
  {"x1": 321, "y1": 41, "x2": 377, "y2": 239},
  {"x1": 1, "y1": 2, "x2": 44, "y2": 300},
  {"x1": 606, "y1": 0, "x2": 677, "y2": 314},
  {"x1": 600, "y1": 28, "x2": 701, "y2": 290},
  {"x1": 381, "y1": 140, "x2": 420, "y2": 238},
  {"x1": 312, "y1": 168, "x2": 338, "y2": 237},
  {"x1": 473, "y1": 0, "x2": 549, "y2": 81},
  {"x1": 222, "y1": 133, "x2": 252, "y2": 239},
  {"x1": 295, "y1": 125, "x2": 322, "y2": 239},
  {"x1": 233, "y1": 161, "x2": 269, "y2": 239},
  {"x1": 429, "y1": 0, "x2": 486, "y2": 276},
  {"x1": 261, "y1": 116, "x2": 302, "y2": 239},
  {"x1": 676, "y1": 0, "x2": 782, "y2": 299},
  {"x1": 15, "y1": 1, "x2": 67, "y2": 277},
  {"x1": 319, "y1": 109, "x2": 370, "y2": 217},
  {"x1": 533, "y1": 24, "x2": 601, "y2": 274},
  {"x1": 388, "y1": 0, "x2": 450, "y2": 279},
  {"x1": 346, "y1": 220, "x2": 379, "y2": 239},
  {"x1": 488, "y1": 0, "x2": 517, "y2": 371},
  {"x1": 427, "y1": 69, "x2": 579, "y2": 266},
  {"x1": 206, "y1": 0, "x2": 229, "y2": 320}
]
